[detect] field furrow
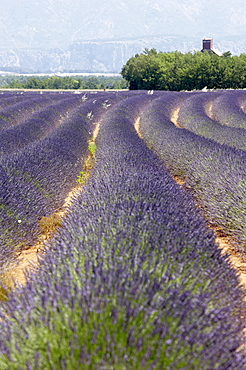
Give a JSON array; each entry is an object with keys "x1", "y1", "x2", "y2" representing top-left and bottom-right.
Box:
[
  {"x1": 139, "y1": 94, "x2": 246, "y2": 247},
  {"x1": 0, "y1": 94, "x2": 90, "y2": 157},
  {"x1": 210, "y1": 90, "x2": 246, "y2": 129},
  {"x1": 0, "y1": 93, "x2": 69, "y2": 131},
  {"x1": 177, "y1": 91, "x2": 246, "y2": 150},
  {"x1": 0, "y1": 93, "x2": 125, "y2": 259},
  {"x1": 0, "y1": 90, "x2": 245, "y2": 370},
  {"x1": 0, "y1": 93, "x2": 244, "y2": 369}
]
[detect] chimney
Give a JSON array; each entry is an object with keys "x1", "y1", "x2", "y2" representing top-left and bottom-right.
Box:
[{"x1": 202, "y1": 38, "x2": 213, "y2": 51}]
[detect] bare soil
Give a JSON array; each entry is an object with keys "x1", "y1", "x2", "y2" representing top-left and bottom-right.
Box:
[
  {"x1": 2, "y1": 123, "x2": 100, "y2": 290},
  {"x1": 3, "y1": 116, "x2": 246, "y2": 299},
  {"x1": 170, "y1": 107, "x2": 182, "y2": 128},
  {"x1": 136, "y1": 114, "x2": 246, "y2": 291}
]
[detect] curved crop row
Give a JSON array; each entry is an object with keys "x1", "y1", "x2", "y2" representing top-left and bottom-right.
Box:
[
  {"x1": 156, "y1": 91, "x2": 188, "y2": 121},
  {"x1": 0, "y1": 91, "x2": 32, "y2": 109},
  {"x1": 210, "y1": 90, "x2": 246, "y2": 129},
  {"x1": 0, "y1": 95, "x2": 244, "y2": 369},
  {"x1": 139, "y1": 95, "x2": 246, "y2": 247},
  {"x1": 0, "y1": 93, "x2": 124, "y2": 261},
  {"x1": 0, "y1": 93, "x2": 68, "y2": 131},
  {"x1": 0, "y1": 94, "x2": 89, "y2": 157},
  {"x1": 177, "y1": 91, "x2": 246, "y2": 151}
]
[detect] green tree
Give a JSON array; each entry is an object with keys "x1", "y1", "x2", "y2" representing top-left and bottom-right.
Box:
[
  {"x1": 223, "y1": 51, "x2": 232, "y2": 58},
  {"x1": 121, "y1": 48, "x2": 244, "y2": 91},
  {"x1": 121, "y1": 52, "x2": 161, "y2": 90},
  {"x1": 23, "y1": 77, "x2": 44, "y2": 89}
]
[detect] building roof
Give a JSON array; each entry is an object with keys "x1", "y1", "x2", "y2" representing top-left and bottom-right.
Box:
[
  {"x1": 201, "y1": 38, "x2": 223, "y2": 56},
  {"x1": 210, "y1": 48, "x2": 223, "y2": 57}
]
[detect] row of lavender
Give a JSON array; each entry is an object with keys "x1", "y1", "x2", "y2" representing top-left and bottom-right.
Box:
[
  {"x1": 0, "y1": 92, "x2": 69, "y2": 130},
  {"x1": 139, "y1": 91, "x2": 246, "y2": 247},
  {"x1": 0, "y1": 94, "x2": 245, "y2": 369},
  {"x1": 0, "y1": 94, "x2": 87, "y2": 158},
  {"x1": 210, "y1": 90, "x2": 246, "y2": 128},
  {"x1": 177, "y1": 91, "x2": 246, "y2": 151},
  {"x1": 0, "y1": 92, "x2": 131, "y2": 271}
]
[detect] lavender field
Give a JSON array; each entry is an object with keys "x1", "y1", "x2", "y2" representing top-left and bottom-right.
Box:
[{"x1": 0, "y1": 89, "x2": 246, "y2": 369}]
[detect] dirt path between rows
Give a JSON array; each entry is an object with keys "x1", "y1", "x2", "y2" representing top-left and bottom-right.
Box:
[
  {"x1": 134, "y1": 117, "x2": 143, "y2": 138},
  {"x1": 205, "y1": 101, "x2": 214, "y2": 120},
  {"x1": 2, "y1": 122, "x2": 101, "y2": 291},
  {"x1": 3, "y1": 114, "x2": 246, "y2": 336},
  {"x1": 136, "y1": 113, "x2": 246, "y2": 351},
  {"x1": 6, "y1": 186, "x2": 83, "y2": 288},
  {"x1": 11, "y1": 112, "x2": 246, "y2": 288},
  {"x1": 135, "y1": 114, "x2": 246, "y2": 292},
  {"x1": 213, "y1": 229, "x2": 246, "y2": 286},
  {"x1": 12, "y1": 115, "x2": 241, "y2": 288},
  {"x1": 170, "y1": 105, "x2": 246, "y2": 289},
  {"x1": 170, "y1": 107, "x2": 182, "y2": 128},
  {"x1": 15, "y1": 114, "x2": 246, "y2": 290}
]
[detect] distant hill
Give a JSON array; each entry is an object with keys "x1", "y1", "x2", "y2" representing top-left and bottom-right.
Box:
[{"x1": 0, "y1": 0, "x2": 245, "y2": 73}]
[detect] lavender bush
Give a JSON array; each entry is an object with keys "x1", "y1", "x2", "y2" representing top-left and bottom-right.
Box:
[
  {"x1": 0, "y1": 94, "x2": 65, "y2": 131},
  {"x1": 0, "y1": 94, "x2": 123, "y2": 259},
  {"x1": 139, "y1": 94, "x2": 246, "y2": 247},
  {"x1": 0, "y1": 94, "x2": 88, "y2": 157},
  {"x1": 211, "y1": 90, "x2": 246, "y2": 129},
  {"x1": 0, "y1": 92, "x2": 29, "y2": 109},
  {"x1": 0, "y1": 94, "x2": 244, "y2": 369},
  {"x1": 177, "y1": 91, "x2": 246, "y2": 150}
]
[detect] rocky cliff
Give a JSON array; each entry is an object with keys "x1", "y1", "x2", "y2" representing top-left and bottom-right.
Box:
[{"x1": 0, "y1": 0, "x2": 245, "y2": 73}]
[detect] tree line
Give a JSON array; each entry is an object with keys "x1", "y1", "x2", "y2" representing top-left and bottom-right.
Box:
[
  {"x1": 121, "y1": 49, "x2": 246, "y2": 90},
  {"x1": 1, "y1": 75, "x2": 128, "y2": 90}
]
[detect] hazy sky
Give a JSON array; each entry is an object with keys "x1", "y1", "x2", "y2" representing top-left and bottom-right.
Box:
[
  {"x1": 0, "y1": 0, "x2": 245, "y2": 71},
  {"x1": 0, "y1": 0, "x2": 245, "y2": 50}
]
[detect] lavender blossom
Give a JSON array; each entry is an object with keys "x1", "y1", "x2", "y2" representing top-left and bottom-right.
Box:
[{"x1": 0, "y1": 92, "x2": 244, "y2": 369}]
